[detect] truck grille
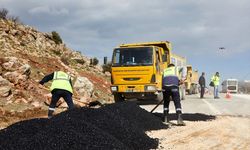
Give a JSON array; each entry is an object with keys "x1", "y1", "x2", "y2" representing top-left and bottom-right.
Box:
[{"x1": 123, "y1": 78, "x2": 140, "y2": 81}]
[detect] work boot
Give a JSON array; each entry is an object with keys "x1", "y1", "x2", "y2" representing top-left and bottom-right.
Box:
[
  {"x1": 177, "y1": 113, "x2": 185, "y2": 126},
  {"x1": 48, "y1": 110, "x2": 54, "y2": 119},
  {"x1": 163, "y1": 110, "x2": 169, "y2": 123}
]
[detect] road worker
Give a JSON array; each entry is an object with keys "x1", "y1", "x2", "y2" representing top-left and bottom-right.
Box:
[
  {"x1": 162, "y1": 63, "x2": 185, "y2": 125},
  {"x1": 199, "y1": 72, "x2": 206, "y2": 99},
  {"x1": 211, "y1": 72, "x2": 220, "y2": 99},
  {"x1": 179, "y1": 66, "x2": 187, "y2": 100},
  {"x1": 39, "y1": 70, "x2": 74, "y2": 119}
]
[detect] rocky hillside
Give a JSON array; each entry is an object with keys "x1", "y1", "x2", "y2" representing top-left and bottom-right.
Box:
[{"x1": 0, "y1": 19, "x2": 112, "y2": 127}]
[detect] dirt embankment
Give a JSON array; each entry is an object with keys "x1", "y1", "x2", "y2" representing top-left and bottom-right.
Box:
[{"x1": 148, "y1": 116, "x2": 250, "y2": 150}]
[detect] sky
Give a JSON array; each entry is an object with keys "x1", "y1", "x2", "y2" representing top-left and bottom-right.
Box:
[{"x1": 1, "y1": 0, "x2": 250, "y2": 82}]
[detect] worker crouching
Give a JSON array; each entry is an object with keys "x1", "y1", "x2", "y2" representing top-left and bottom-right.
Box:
[
  {"x1": 162, "y1": 64, "x2": 185, "y2": 126},
  {"x1": 39, "y1": 70, "x2": 74, "y2": 119}
]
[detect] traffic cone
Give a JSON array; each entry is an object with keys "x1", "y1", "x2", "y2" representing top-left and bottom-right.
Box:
[{"x1": 225, "y1": 90, "x2": 231, "y2": 99}]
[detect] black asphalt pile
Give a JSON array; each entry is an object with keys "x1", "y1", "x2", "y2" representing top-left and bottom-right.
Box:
[
  {"x1": 102, "y1": 102, "x2": 167, "y2": 131},
  {"x1": 0, "y1": 118, "x2": 126, "y2": 150},
  {"x1": 0, "y1": 102, "x2": 163, "y2": 150}
]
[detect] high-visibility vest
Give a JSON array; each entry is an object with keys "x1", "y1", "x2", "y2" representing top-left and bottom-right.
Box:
[
  {"x1": 163, "y1": 66, "x2": 179, "y2": 86},
  {"x1": 211, "y1": 75, "x2": 220, "y2": 86},
  {"x1": 50, "y1": 71, "x2": 73, "y2": 93}
]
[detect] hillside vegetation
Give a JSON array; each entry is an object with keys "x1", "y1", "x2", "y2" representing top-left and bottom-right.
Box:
[{"x1": 0, "y1": 18, "x2": 112, "y2": 128}]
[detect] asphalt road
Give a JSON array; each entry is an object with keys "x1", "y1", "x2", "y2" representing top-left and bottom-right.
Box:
[{"x1": 139, "y1": 93, "x2": 250, "y2": 117}]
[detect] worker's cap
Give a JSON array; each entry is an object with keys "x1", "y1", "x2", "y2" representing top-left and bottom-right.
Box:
[{"x1": 168, "y1": 63, "x2": 175, "y2": 67}]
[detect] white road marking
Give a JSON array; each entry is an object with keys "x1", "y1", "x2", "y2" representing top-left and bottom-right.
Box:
[{"x1": 201, "y1": 99, "x2": 221, "y2": 115}]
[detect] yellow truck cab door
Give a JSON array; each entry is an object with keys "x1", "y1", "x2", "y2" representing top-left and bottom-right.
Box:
[{"x1": 155, "y1": 48, "x2": 163, "y2": 90}]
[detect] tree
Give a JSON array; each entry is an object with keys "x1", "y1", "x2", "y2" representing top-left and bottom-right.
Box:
[
  {"x1": 102, "y1": 62, "x2": 112, "y2": 73},
  {"x1": 90, "y1": 57, "x2": 99, "y2": 66},
  {"x1": 0, "y1": 8, "x2": 9, "y2": 20},
  {"x1": 51, "y1": 31, "x2": 63, "y2": 44}
]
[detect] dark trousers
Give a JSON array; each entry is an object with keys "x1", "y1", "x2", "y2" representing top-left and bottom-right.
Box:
[
  {"x1": 200, "y1": 85, "x2": 205, "y2": 98},
  {"x1": 163, "y1": 86, "x2": 182, "y2": 113},
  {"x1": 50, "y1": 89, "x2": 74, "y2": 109}
]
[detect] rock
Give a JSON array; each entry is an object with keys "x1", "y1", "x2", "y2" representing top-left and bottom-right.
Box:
[
  {"x1": 0, "y1": 86, "x2": 11, "y2": 97},
  {"x1": 74, "y1": 77, "x2": 94, "y2": 98},
  {"x1": 0, "y1": 57, "x2": 5, "y2": 64},
  {"x1": 2, "y1": 57, "x2": 19, "y2": 71},
  {"x1": 59, "y1": 101, "x2": 68, "y2": 108},
  {"x1": 2, "y1": 61, "x2": 15, "y2": 71},
  {"x1": 3, "y1": 71, "x2": 19, "y2": 83},
  {"x1": 0, "y1": 76, "x2": 10, "y2": 86},
  {"x1": 31, "y1": 101, "x2": 41, "y2": 108},
  {"x1": 0, "y1": 107, "x2": 5, "y2": 115},
  {"x1": 0, "y1": 76, "x2": 11, "y2": 97},
  {"x1": 16, "y1": 24, "x2": 26, "y2": 32},
  {"x1": 3, "y1": 71, "x2": 29, "y2": 90},
  {"x1": 105, "y1": 72, "x2": 111, "y2": 76},
  {"x1": 9, "y1": 29, "x2": 18, "y2": 36},
  {"x1": 18, "y1": 64, "x2": 31, "y2": 77},
  {"x1": 0, "y1": 66, "x2": 2, "y2": 75},
  {"x1": 14, "y1": 98, "x2": 28, "y2": 104}
]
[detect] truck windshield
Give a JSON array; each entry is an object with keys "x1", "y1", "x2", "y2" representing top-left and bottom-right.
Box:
[{"x1": 112, "y1": 47, "x2": 153, "y2": 66}]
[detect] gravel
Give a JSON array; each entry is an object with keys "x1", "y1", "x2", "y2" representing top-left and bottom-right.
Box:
[{"x1": 0, "y1": 102, "x2": 166, "y2": 150}]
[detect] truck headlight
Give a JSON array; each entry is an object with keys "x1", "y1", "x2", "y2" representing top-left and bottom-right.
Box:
[
  {"x1": 111, "y1": 86, "x2": 118, "y2": 92},
  {"x1": 145, "y1": 85, "x2": 157, "y2": 91}
]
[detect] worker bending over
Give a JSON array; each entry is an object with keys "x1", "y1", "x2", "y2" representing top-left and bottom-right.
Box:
[
  {"x1": 39, "y1": 70, "x2": 74, "y2": 119},
  {"x1": 162, "y1": 63, "x2": 185, "y2": 126}
]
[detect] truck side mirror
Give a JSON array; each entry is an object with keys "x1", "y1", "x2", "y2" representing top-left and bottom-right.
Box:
[{"x1": 162, "y1": 54, "x2": 167, "y2": 62}]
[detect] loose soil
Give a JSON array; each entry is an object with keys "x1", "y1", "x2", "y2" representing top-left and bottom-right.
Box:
[{"x1": 147, "y1": 115, "x2": 250, "y2": 150}]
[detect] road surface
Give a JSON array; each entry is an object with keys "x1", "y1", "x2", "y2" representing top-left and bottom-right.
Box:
[
  {"x1": 140, "y1": 93, "x2": 250, "y2": 116},
  {"x1": 139, "y1": 93, "x2": 250, "y2": 150}
]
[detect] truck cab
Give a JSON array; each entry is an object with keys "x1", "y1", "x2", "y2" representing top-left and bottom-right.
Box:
[{"x1": 110, "y1": 41, "x2": 171, "y2": 102}]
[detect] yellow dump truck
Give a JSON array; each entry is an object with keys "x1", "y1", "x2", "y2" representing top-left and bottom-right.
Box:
[
  {"x1": 170, "y1": 54, "x2": 199, "y2": 96},
  {"x1": 170, "y1": 53, "x2": 187, "y2": 100},
  {"x1": 110, "y1": 41, "x2": 171, "y2": 102},
  {"x1": 170, "y1": 53, "x2": 187, "y2": 67},
  {"x1": 185, "y1": 65, "x2": 199, "y2": 94}
]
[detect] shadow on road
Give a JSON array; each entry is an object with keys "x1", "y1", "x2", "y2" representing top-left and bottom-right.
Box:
[{"x1": 153, "y1": 113, "x2": 216, "y2": 122}]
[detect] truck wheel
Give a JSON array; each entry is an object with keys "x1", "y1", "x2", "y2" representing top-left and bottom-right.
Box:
[{"x1": 114, "y1": 93, "x2": 125, "y2": 102}]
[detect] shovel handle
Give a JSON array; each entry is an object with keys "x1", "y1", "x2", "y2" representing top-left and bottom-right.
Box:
[{"x1": 150, "y1": 99, "x2": 164, "y2": 113}]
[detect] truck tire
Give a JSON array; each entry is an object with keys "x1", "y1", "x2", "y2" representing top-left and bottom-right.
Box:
[{"x1": 114, "y1": 93, "x2": 125, "y2": 102}]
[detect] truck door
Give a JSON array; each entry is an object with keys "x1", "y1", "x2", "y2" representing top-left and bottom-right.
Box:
[{"x1": 155, "y1": 49, "x2": 162, "y2": 89}]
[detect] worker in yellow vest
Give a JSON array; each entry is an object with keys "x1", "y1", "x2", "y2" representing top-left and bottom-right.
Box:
[
  {"x1": 39, "y1": 70, "x2": 74, "y2": 118},
  {"x1": 179, "y1": 66, "x2": 187, "y2": 100},
  {"x1": 211, "y1": 72, "x2": 220, "y2": 99},
  {"x1": 162, "y1": 63, "x2": 185, "y2": 126}
]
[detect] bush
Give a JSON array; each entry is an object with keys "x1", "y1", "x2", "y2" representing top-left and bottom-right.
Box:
[
  {"x1": 75, "y1": 59, "x2": 85, "y2": 65},
  {"x1": 9, "y1": 15, "x2": 20, "y2": 23},
  {"x1": 51, "y1": 31, "x2": 63, "y2": 44},
  {"x1": 52, "y1": 50, "x2": 62, "y2": 56},
  {"x1": 0, "y1": 8, "x2": 20, "y2": 23},
  {"x1": 0, "y1": 8, "x2": 8, "y2": 20},
  {"x1": 102, "y1": 62, "x2": 112, "y2": 73},
  {"x1": 90, "y1": 57, "x2": 99, "y2": 66}
]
